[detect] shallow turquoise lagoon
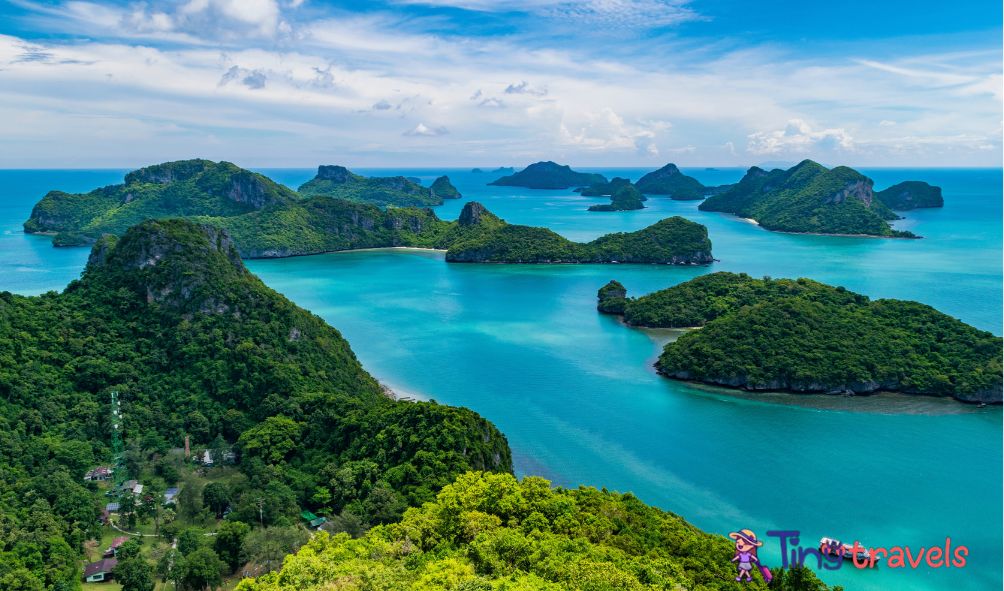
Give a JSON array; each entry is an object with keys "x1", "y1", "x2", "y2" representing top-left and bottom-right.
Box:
[{"x1": 1, "y1": 167, "x2": 1001, "y2": 591}]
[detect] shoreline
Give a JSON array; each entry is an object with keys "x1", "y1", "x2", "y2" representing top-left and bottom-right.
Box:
[
  {"x1": 656, "y1": 370, "x2": 1003, "y2": 406},
  {"x1": 736, "y1": 216, "x2": 919, "y2": 239}
]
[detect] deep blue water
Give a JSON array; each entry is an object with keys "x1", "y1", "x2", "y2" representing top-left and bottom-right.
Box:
[{"x1": 1, "y1": 167, "x2": 1001, "y2": 591}]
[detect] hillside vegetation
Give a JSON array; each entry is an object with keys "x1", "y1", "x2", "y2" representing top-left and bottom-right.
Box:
[
  {"x1": 489, "y1": 161, "x2": 607, "y2": 189},
  {"x1": 597, "y1": 272, "x2": 1002, "y2": 402},
  {"x1": 699, "y1": 161, "x2": 924, "y2": 237},
  {"x1": 446, "y1": 203, "x2": 712, "y2": 264},
  {"x1": 588, "y1": 185, "x2": 646, "y2": 211},
  {"x1": 0, "y1": 220, "x2": 512, "y2": 589},
  {"x1": 874, "y1": 181, "x2": 943, "y2": 210},
  {"x1": 235, "y1": 471, "x2": 842, "y2": 591}
]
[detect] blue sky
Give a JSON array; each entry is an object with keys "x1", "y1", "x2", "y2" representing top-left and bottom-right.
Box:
[{"x1": 0, "y1": 0, "x2": 1000, "y2": 168}]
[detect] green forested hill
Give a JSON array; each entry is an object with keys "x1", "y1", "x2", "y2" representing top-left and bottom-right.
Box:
[
  {"x1": 26, "y1": 160, "x2": 299, "y2": 245},
  {"x1": 874, "y1": 181, "x2": 943, "y2": 210},
  {"x1": 634, "y1": 163, "x2": 707, "y2": 197},
  {"x1": 699, "y1": 161, "x2": 920, "y2": 237},
  {"x1": 0, "y1": 220, "x2": 511, "y2": 589},
  {"x1": 234, "y1": 471, "x2": 842, "y2": 591},
  {"x1": 587, "y1": 184, "x2": 647, "y2": 211},
  {"x1": 489, "y1": 161, "x2": 607, "y2": 189},
  {"x1": 445, "y1": 203, "x2": 712, "y2": 264},
  {"x1": 297, "y1": 165, "x2": 450, "y2": 207},
  {"x1": 597, "y1": 272, "x2": 1003, "y2": 402}
]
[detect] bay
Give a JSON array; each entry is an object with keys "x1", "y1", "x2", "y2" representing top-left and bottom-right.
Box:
[{"x1": 1, "y1": 166, "x2": 1000, "y2": 591}]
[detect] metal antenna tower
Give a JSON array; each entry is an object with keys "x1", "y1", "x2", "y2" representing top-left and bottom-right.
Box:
[{"x1": 110, "y1": 391, "x2": 126, "y2": 486}]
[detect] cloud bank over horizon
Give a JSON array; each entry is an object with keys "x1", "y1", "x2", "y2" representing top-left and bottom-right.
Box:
[{"x1": 0, "y1": 0, "x2": 1000, "y2": 168}]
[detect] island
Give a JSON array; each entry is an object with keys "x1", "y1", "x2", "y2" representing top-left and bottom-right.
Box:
[
  {"x1": 576, "y1": 177, "x2": 631, "y2": 196},
  {"x1": 406, "y1": 176, "x2": 423, "y2": 183},
  {"x1": 430, "y1": 175, "x2": 462, "y2": 199},
  {"x1": 471, "y1": 168, "x2": 484, "y2": 173},
  {"x1": 597, "y1": 272, "x2": 1003, "y2": 403},
  {"x1": 297, "y1": 165, "x2": 451, "y2": 207},
  {"x1": 446, "y1": 202, "x2": 711, "y2": 263},
  {"x1": 698, "y1": 160, "x2": 925, "y2": 237},
  {"x1": 634, "y1": 163, "x2": 707, "y2": 196},
  {"x1": 23, "y1": 159, "x2": 713, "y2": 264},
  {"x1": 488, "y1": 161, "x2": 607, "y2": 189},
  {"x1": 587, "y1": 184, "x2": 646, "y2": 211},
  {"x1": 875, "y1": 180, "x2": 944, "y2": 210},
  {"x1": 491, "y1": 166, "x2": 515, "y2": 173},
  {"x1": 1, "y1": 219, "x2": 841, "y2": 591}
]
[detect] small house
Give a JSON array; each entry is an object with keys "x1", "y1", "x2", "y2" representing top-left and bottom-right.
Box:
[
  {"x1": 132, "y1": 483, "x2": 144, "y2": 495},
  {"x1": 84, "y1": 559, "x2": 117, "y2": 582},
  {"x1": 105, "y1": 502, "x2": 120, "y2": 512},
  {"x1": 103, "y1": 537, "x2": 130, "y2": 557},
  {"x1": 97, "y1": 510, "x2": 110, "y2": 525},
  {"x1": 84, "y1": 466, "x2": 112, "y2": 482}
]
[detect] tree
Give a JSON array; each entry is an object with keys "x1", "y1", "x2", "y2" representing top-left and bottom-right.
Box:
[
  {"x1": 161, "y1": 464, "x2": 181, "y2": 486},
  {"x1": 141, "y1": 432, "x2": 169, "y2": 456},
  {"x1": 177, "y1": 475, "x2": 205, "y2": 524},
  {"x1": 176, "y1": 528, "x2": 203, "y2": 556},
  {"x1": 83, "y1": 539, "x2": 99, "y2": 562},
  {"x1": 237, "y1": 416, "x2": 301, "y2": 464},
  {"x1": 52, "y1": 440, "x2": 93, "y2": 480},
  {"x1": 240, "y1": 526, "x2": 310, "y2": 574},
  {"x1": 156, "y1": 549, "x2": 186, "y2": 590},
  {"x1": 202, "y1": 482, "x2": 230, "y2": 518},
  {"x1": 209, "y1": 434, "x2": 228, "y2": 467},
  {"x1": 213, "y1": 520, "x2": 250, "y2": 574},
  {"x1": 187, "y1": 411, "x2": 211, "y2": 444},
  {"x1": 182, "y1": 548, "x2": 224, "y2": 591},
  {"x1": 364, "y1": 483, "x2": 406, "y2": 525},
  {"x1": 113, "y1": 558, "x2": 154, "y2": 591},
  {"x1": 118, "y1": 539, "x2": 142, "y2": 559}
]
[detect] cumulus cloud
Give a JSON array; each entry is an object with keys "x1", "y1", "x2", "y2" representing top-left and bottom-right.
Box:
[
  {"x1": 879, "y1": 120, "x2": 897, "y2": 126},
  {"x1": 404, "y1": 123, "x2": 449, "y2": 136},
  {"x1": 746, "y1": 119, "x2": 855, "y2": 155},
  {"x1": 557, "y1": 108, "x2": 659, "y2": 156},
  {"x1": 373, "y1": 100, "x2": 393, "y2": 110},
  {"x1": 479, "y1": 97, "x2": 505, "y2": 108}
]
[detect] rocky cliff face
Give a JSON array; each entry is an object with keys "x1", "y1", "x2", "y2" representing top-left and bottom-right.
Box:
[
  {"x1": 458, "y1": 201, "x2": 493, "y2": 226},
  {"x1": 226, "y1": 171, "x2": 278, "y2": 209},
  {"x1": 596, "y1": 280, "x2": 628, "y2": 314},
  {"x1": 824, "y1": 179, "x2": 874, "y2": 208}
]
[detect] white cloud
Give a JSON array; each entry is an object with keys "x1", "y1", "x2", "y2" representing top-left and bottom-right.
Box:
[
  {"x1": 746, "y1": 119, "x2": 855, "y2": 155},
  {"x1": 879, "y1": 120, "x2": 896, "y2": 126}
]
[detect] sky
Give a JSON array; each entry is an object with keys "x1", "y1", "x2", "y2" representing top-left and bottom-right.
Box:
[{"x1": 0, "y1": 0, "x2": 1001, "y2": 168}]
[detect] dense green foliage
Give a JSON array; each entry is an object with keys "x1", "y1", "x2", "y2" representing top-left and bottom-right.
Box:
[
  {"x1": 429, "y1": 176, "x2": 462, "y2": 199},
  {"x1": 0, "y1": 219, "x2": 512, "y2": 586},
  {"x1": 699, "y1": 161, "x2": 917, "y2": 237},
  {"x1": 874, "y1": 181, "x2": 943, "y2": 210},
  {"x1": 446, "y1": 204, "x2": 712, "y2": 264},
  {"x1": 596, "y1": 280, "x2": 628, "y2": 314},
  {"x1": 669, "y1": 187, "x2": 702, "y2": 201},
  {"x1": 24, "y1": 160, "x2": 298, "y2": 241},
  {"x1": 602, "y1": 272, "x2": 1002, "y2": 399},
  {"x1": 235, "y1": 471, "x2": 842, "y2": 591},
  {"x1": 489, "y1": 161, "x2": 607, "y2": 189},
  {"x1": 578, "y1": 177, "x2": 631, "y2": 196},
  {"x1": 634, "y1": 163, "x2": 706, "y2": 195},
  {"x1": 298, "y1": 166, "x2": 444, "y2": 207},
  {"x1": 588, "y1": 185, "x2": 646, "y2": 211}
]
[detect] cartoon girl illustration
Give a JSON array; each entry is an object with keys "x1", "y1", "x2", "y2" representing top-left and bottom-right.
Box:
[{"x1": 729, "y1": 529, "x2": 764, "y2": 582}]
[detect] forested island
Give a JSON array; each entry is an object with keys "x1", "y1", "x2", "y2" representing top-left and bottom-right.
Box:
[
  {"x1": 488, "y1": 161, "x2": 607, "y2": 189},
  {"x1": 446, "y1": 202, "x2": 711, "y2": 263},
  {"x1": 296, "y1": 165, "x2": 456, "y2": 206},
  {"x1": 587, "y1": 184, "x2": 647, "y2": 211},
  {"x1": 875, "y1": 180, "x2": 943, "y2": 210},
  {"x1": 597, "y1": 273, "x2": 1003, "y2": 403},
  {"x1": 698, "y1": 161, "x2": 936, "y2": 237},
  {"x1": 0, "y1": 221, "x2": 837, "y2": 591},
  {"x1": 24, "y1": 160, "x2": 715, "y2": 264}
]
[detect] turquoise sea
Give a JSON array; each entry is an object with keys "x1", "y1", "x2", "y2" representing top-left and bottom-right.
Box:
[{"x1": 1, "y1": 167, "x2": 1001, "y2": 591}]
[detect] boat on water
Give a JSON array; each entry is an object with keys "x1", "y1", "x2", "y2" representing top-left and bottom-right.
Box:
[{"x1": 819, "y1": 537, "x2": 879, "y2": 564}]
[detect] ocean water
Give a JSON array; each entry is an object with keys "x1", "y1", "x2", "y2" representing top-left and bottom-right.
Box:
[{"x1": 1, "y1": 167, "x2": 1001, "y2": 591}]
